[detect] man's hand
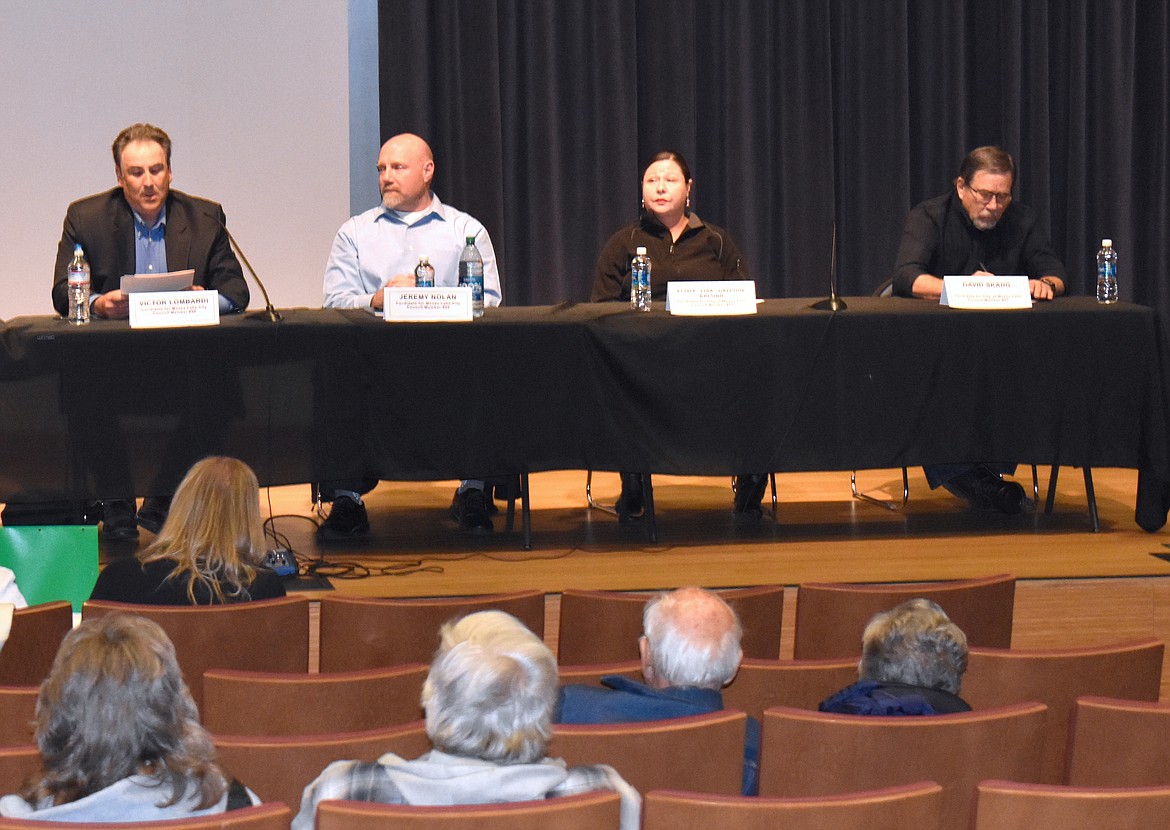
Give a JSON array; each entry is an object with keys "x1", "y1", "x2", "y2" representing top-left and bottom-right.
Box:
[
  {"x1": 92, "y1": 290, "x2": 130, "y2": 319},
  {"x1": 371, "y1": 274, "x2": 416, "y2": 310},
  {"x1": 1028, "y1": 279, "x2": 1057, "y2": 301}
]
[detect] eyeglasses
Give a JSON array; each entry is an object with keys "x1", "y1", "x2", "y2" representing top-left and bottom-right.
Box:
[{"x1": 965, "y1": 184, "x2": 1013, "y2": 205}]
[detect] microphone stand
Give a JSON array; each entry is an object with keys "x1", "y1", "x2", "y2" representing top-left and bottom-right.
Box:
[
  {"x1": 217, "y1": 220, "x2": 282, "y2": 322},
  {"x1": 810, "y1": 223, "x2": 846, "y2": 311}
]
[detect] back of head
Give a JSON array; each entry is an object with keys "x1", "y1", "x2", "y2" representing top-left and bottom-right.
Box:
[
  {"x1": 642, "y1": 587, "x2": 743, "y2": 689},
  {"x1": 28, "y1": 613, "x2": 225, "y2": 808},
  {"x1": 423, "y1": 611, "x2": 557, "y2": 764},
  {"x1": 142, "y1": 456, "x2": 266, "y2": 603},
  {"x1": 858, "y1": 598, "x2": 969, "y2": 694}
]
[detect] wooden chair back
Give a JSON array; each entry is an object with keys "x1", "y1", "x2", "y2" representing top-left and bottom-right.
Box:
[
  {"x1": 212, "y1": 720, "x2": 430, "y2": 813},
  {"x1": 315, "y1": 790, "x2": 621, "y2": 830},
  {"x1": 0, "y1": 602, "x2": 73, "y2": 686},
  {"x1": 642, "y1": 781, "x2": 944, "y2": 830},
  {"x1": 962, "y1": 638, "x2": 1164, "y2": 783},
  {"x1": 971, "y1": 779, "x2": 1170, "y2": 828},
  {"x1": 792, "y1": 574, "x2": 1015, "y2": 659},
  {"x1": 558, "y1": 660, "x2": 643, "y2": 688},
  {"x1": 0, "y1": 803, "x2": 292, "y2": 830},
  {"x1": 1066, "y1": 695, "x2": 1170, "y2": 787},
  {"x1": 0, "y1": 746, "x2": 41, "y2": 799},
  {"x1": 557, "y1": 585, "x2": 784, "y2": 665},
  {"x1": 318, "y1": 592, "x2": 545, "y2": 672},
  {"x1": 548, "y1": 709, "x2": 747, "y2": 796},
  {"x1": 203, "y1": 663, "x2": 428, "y2": 736},
  {"x1": 82, "y1": 596, "x2": 311, "y2": 710},
  {"x1": 0, "y1": 686, "x2": 39, "y2": 746},
  {"x1": 759, "y1": 702, "x2": 1046, "y2": 830},
  {"x1": 722, "y1": 657, "x2": 859, "y2": 721}
]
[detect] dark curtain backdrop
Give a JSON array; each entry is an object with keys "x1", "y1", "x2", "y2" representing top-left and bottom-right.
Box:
[{"x1": 378, "y1": 0, "x2": 1170, "y2": 322}]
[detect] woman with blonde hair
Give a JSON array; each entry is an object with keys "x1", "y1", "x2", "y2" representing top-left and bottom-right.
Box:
[
  {"x1": 0, "y1": 613, "x2": 257, "y2": 819},
  {"x1": 90, "y1": 456, "x2": 285, "y2": 604}
]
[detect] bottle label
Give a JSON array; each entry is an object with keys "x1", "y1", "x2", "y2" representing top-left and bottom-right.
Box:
[{"x1": 67, "y1": 268, "x2": 89, "y2": 286}]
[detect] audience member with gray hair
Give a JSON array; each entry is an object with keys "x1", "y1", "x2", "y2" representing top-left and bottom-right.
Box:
[
  {"x1": 293, "y1": 610, "x2": 640, "y2": 830},
  {"x1": 0, "y1": 613, "x2": 256, "y2": 820},
  {"x1": 819, "y1": 598, "x2": 971, "y2": 715},
  {"x1": 556, "y1": 586, "x2": 759, "y2": 794}
]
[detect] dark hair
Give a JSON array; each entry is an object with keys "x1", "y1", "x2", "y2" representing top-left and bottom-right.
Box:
[
  {"x1": 957, "y1": 146, "x2": 1015, "y2": 189},
  {"x1": 112, "y1": 123, "x2": 173, "y2": 169},
  {"x1": 643, "y1": 150, "x2": 692, "y2": 183}
]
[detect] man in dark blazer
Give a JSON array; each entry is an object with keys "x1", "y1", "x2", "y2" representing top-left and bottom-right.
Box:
[
  {"x1": 46, "y1": 123, "x2": 249, "y2": 539},
  {"x1": 52, "y1": 123, "x2": 248, "y2": 318}
]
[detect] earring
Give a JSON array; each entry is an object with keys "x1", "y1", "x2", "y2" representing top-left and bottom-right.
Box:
[
  {"x1": 641, "y1": 198, "x2": 645, "y2": 211},
  {"x1": 686, "y1": 196, "x2": 691, "y2": 208}
]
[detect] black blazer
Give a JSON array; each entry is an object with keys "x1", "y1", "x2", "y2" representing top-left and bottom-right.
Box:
[{"x1": 52, "y1": 187, "x2": 250, "y2": 316}]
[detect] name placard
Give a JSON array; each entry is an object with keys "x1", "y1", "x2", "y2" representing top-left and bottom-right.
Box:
[
  {"x1": 385, "y1": 287, "x2": 473, "y2": 322},
  {"x1": 666, "y1": 281, "x2": 758, "y2": 316},
  {"x1": 940, "y1": 275, "x2": 1032, "y2": 309},
  {"x1": 128, "y1": 290, "x2": 220, "y2": 328}
]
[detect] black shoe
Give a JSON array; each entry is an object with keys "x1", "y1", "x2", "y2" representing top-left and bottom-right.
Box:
[
  {"x1": 317, "y1": 495, "x2": 370, "y2": 540},
  {"x1": 733, "y1": 474, "x2": 768, "y2": 518},
  {"x1": 450, "y1": 487, "x2": 493, "y2": 534},
  {"x1": 100, "y1": 499, "x2": 139, "y2": 541},
  {"x1": 616, "y1": 472, "x2": 644, "y2": 521},
  {"x1": 136, "y1": 496, "x2": 171, "y2": 535},
  {"x1": 943, "y1": 466, "x2": 1026, "y2": 515}
]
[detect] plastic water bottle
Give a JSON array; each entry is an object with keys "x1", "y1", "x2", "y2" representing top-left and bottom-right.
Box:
[
  {"x1": 1096, "y1": 239, "x2": 1118, "y2": 304},
  {"x1": 66, "y1": 244, "x2": 91, "y2": 325},
  {"x1": 458, "y1": 236, "x2": 485, "y2": 317},
  {"x1": 630, "y1": 246, "x2": 652, "y2": 312},
  {"x1": 414, "y1": 255, "x2": 434, "y2": 287}
]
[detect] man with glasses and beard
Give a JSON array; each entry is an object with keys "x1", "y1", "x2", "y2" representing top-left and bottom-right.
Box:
[{"x1": 888, "y1": 146, "x2": 1067, "y2": 513}]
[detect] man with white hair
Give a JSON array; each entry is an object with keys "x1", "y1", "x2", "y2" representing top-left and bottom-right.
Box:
[
  {"x1": 555, "y1": 586, "x2": 758, "y2": 794},
  {"x1": 292, "y1": 610, "x2": 639, "y2": 830}
]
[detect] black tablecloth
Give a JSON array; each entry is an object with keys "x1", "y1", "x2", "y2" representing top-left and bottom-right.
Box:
[{"x1": 1, "y1": 297, "x2": 1166, "y2": 528}]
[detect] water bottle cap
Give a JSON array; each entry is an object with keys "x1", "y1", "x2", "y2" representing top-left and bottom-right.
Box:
[
  {"x1": 635, "y1": 246, "x2": 647, "y2": 255},
  {"x1": 1102, "y1": 239, "x2": 1112, "y2": 247},
  {"x1": 74, "y1": 244, "x2": 83, "y2": 254}
]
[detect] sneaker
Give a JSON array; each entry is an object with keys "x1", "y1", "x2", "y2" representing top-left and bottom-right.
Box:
[
  {"x1": 100, "y1": 499, "x2": 139, "y2": 541},
  {"x1": 317, "y1": 494, "x2": 370, "y2": 540},
  {"x1": 450, "y1": 487, "x2": 493, "y2": 534},
  {"x1": 733, "y1": 474, "x2": 768, "y2": 519},
  {"x1": 615, "y1": 472, "x2": 644, "y2": 521},
  {"x1": 136, "y1": 496, "x2": 171, "y2": 535}
]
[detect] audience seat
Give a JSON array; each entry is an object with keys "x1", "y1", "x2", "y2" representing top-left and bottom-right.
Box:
[
  {"x1": 970, "y1": 779, "x2": 1170, "y2": 828},
  {"x1": 548, "y1": 709, "x2": 747, "y2": 796},
  {"x1": 759, "y1": 702, "x2": 1046, "y2": 830},
  {"x1": 318, "y1": 591, "x2": 545, "y2": 672},
  {"x1": 962, "y1": 637, "x2": 1164, "y2": 784},
  {"x1": 315, "y1": 790, "x2": 621, "y2": 830},
  {"x1": 0, "y1": 803, "x2": 292, "y2": 830},
  {"x1": 212, "y1": 720, "x2": 431, "y2": 813},
  {"x1": 202, "y1": 663, "x2": 428, "y2": 736},
  {"x1": 642, "y1": 781, "x2": 943, "y2": 830},
  {"x1": 1066, "y1": 696, "x2": 1170, "y2": 787},
  {"x1": 0, "y1": 686, "x2": 39, "y2": 746},
  {"x1": 0, "y1": 746, "x2": 41, "y2": 799},
  {"x1": 791, "y1": 574, "x2": 1015, "y2": 659},
  {"x1": 82, "y1": 596, "x2": 311, "y2": 710},
  {"x1": 0, "y1": 601, "x2": 73, "y2": 686},
  {"x1": 558, "y1": 660, "x2": 643, "y2": 688},
  {"x1": 722, "y1": 657, "x2": 860, "y2": 721},
  {"x1": 557, "y1": 585, "x2": 784, "y2": 664}
]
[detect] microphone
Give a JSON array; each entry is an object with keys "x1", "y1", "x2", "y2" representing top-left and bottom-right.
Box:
[
  {"x1": 810, "y1": 223, "x2": 846, "y2": 311},
  {"x1": 206, "y1": 210, "x2": 282, "y2": 322}
]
